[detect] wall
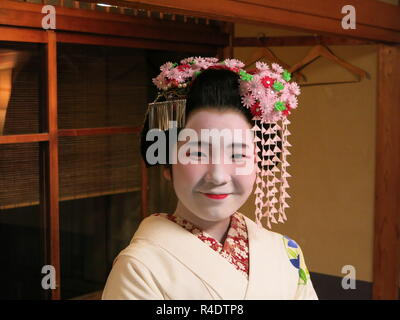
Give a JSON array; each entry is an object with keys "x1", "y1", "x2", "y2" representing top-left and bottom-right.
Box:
[{"x1": 236, "y1": 23, "x2": 377, "y2": 284}]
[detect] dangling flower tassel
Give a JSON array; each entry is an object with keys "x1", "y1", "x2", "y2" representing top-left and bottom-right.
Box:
[
  {"x1": 253, "y1": 119, "x2": 293, "y2": 230},
  {"x1": 278, "y1": 118, "x2": 292, "y2": 222},
  {"x1": 260, "y1": 123, "x2": 273, "y2": 229},
  {"x1": 268, "y1": 122, "x2": 280, "y2": 228},
  {"x1": 251, "y1": 119, "x2": 264, "y2": 229}
]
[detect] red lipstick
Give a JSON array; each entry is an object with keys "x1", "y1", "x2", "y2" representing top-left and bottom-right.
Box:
[{"x1": 203, "y1": 193, "x2": 229, "y2": 199}]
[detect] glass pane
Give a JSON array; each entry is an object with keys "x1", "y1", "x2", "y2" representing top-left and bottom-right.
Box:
[
  {"x1": 58, "y1": 133, "x2": 141, "y2": 299},
  {"x1": 57, "y1": 44, "x2": 149, "y2": 129},
  {"x1": 59, "y1": 192, "x2": 142, "y2": 299},
  {"x1": 0, "y1": 41, "x2": 44, "y2": 136},
  {"x1": 58, "y1": 134, "x2": 141, "y2": 200},
  {"x1": 0, "y1": 142, "x2": 45, "y2": 300}
]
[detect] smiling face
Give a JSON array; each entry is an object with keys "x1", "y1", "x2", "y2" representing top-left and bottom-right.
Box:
[{"x1": 166, "y1": 108, "x2": 256, "y2": 223}]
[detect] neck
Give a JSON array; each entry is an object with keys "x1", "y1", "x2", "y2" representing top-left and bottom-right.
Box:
[{"x1": 173, "y1": 202, "x2": 232, "y2": 244}]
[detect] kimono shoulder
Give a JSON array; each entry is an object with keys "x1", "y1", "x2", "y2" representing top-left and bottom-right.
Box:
[
  {"x1": 102, "y1": 213, "x2": 318, "y2": 300},
  {"x1": 103, "y1": 214, "x2": 248, "y2": 299},
  {"x1": 240, "y1": 213, "x2": 318, "y2": 300}
]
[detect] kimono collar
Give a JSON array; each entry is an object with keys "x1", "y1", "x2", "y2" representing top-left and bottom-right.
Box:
[{"x1": 130, "y1": 212, "x2": 285, "y2": 299}]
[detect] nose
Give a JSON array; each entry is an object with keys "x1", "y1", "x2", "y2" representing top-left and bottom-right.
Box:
[{"x1": 204, "y1": 162, "x2": 232, "y2": 185}]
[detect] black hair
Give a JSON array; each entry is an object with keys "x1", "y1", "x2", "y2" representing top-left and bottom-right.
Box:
[{"x1": 140, "y1": 68, "x2": 281, "y2": 171}]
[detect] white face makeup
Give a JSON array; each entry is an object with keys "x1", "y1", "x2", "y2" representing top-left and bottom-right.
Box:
[{"x1": 168, "y1": 109, "x2": 256, "y2": 223}]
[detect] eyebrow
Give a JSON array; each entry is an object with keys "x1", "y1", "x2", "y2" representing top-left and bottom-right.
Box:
[{"x1": 185, "y1": 141, "x2": 250, "y2": 149}]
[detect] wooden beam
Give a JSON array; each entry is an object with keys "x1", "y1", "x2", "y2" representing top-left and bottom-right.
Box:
[
  {"x1": 56, "y1": 32, "x2": 217, "y2": 54},
  {"x1": 92, "y1": 0, "x2": 400, "y2": 43},
  {"x1": 46, "y1": 30, "x2": 61, "y2": 300},
  {"x1": 0, "y1": 26, "x2": 47, "y2": 43},
  {"x1": 1, "y1": 187, "x2": 141, "y2": 210},
  {"x1": 58, "y1": 126, "x2": 142, "y2": 137},
  {"x1": 373, "y1": 44, "x2": 400, "y2": 300},
  {"x1": 0, "y1": 133, "x2": 49, "y2": 144},
  {"x1": 0, "y1": 127, "x2": 143, "y2": 143},
  {"x1": 0, "y1": 27, "x2": 216, "y2": 55},
  {"x1": 0, "y1": 0, "x2": 228, "y2": 47},
  {"x1": 233, "y1": 36, "x2": 376, "y2": 47},
  {"x1": 235, "y1": 0, "x2": 400, "y2": 32}
]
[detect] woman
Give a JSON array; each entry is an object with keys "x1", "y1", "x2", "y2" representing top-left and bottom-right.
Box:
[{"x1": 102, "y1": 57, "x2": 318, "y2": 300}]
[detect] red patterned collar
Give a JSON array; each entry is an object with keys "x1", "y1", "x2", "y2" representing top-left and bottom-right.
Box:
[{"x1": 153, "y1": 212, "x2": 250, "y2": 279}]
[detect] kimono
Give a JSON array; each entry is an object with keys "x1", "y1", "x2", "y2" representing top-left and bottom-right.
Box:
[{"x1": 101, "y1": 211, "x2": 318, "y2": 300}]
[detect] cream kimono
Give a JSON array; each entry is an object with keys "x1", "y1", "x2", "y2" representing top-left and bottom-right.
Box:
[{"x1": 102, "y1": 212, "x2": 318, "y2": 300}]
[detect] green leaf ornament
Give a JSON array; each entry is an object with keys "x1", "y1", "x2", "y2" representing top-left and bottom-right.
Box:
[
  {"x1": 274, "y1": 101, "x2": 286, "y2": 111},
  {"x1": 282, "y1": 70, "x2": 291, "y2": 81},
  {"x1": 273, "y1": 81, "x2": 284, "y2": 91}
]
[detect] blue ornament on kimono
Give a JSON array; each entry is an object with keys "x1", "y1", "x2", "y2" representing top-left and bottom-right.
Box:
[{"x1": 283, "y1": 235, "x2": 311, "y2": 286}]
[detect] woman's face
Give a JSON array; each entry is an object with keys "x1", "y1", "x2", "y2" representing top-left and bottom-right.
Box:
[{"x1": 167, "y1": 108, "x2": 256, "y2": 222}]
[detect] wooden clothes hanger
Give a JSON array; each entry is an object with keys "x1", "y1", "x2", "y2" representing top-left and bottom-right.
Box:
[
  {"x1": 244, "y1": 34, "x2": 306, "y2": 82},
  {"x1": 289, "y1": 44, "x2": 370, "y2": 86}
]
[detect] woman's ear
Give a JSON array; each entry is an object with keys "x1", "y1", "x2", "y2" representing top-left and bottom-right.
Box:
[{"x1": 163, "y1": 166, "x2": 172, "y2": 181}]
